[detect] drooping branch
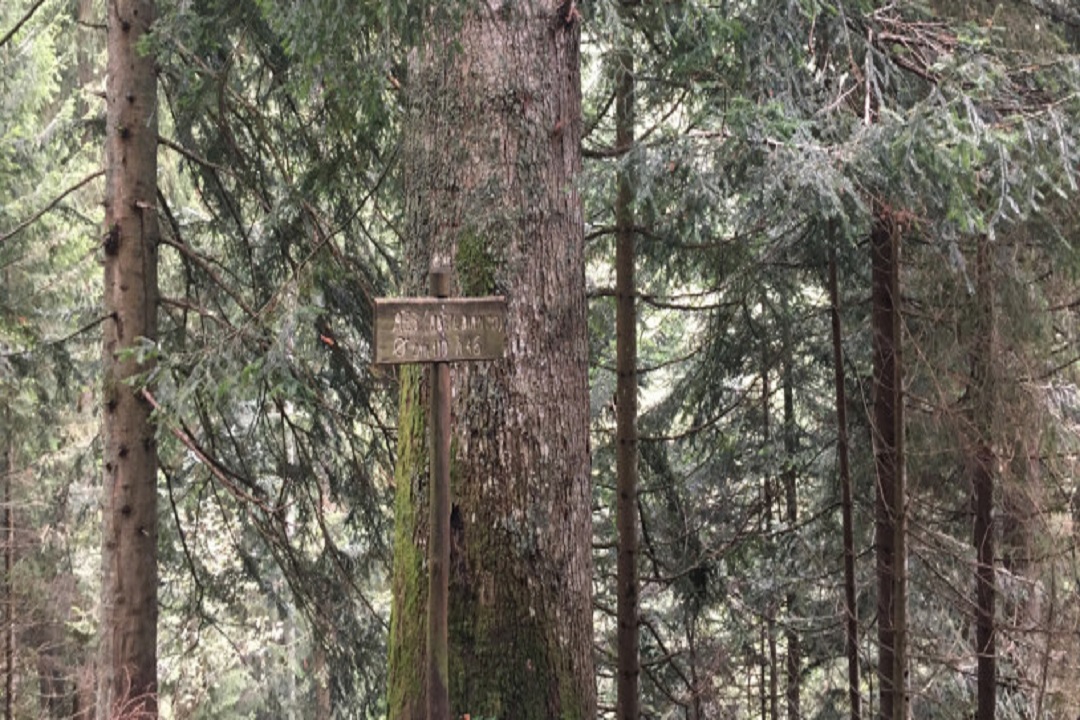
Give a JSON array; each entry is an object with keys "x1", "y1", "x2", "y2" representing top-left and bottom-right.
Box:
[
  {"x1": 0, "y1": 170, "x2": 104, "y2": 246},
  {"x1": 0, "y1": 0, "x2": 48, "y2": 50}
]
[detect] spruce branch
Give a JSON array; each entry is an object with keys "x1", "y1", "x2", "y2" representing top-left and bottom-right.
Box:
[
  {"x1": 0, "y1": 0, "x2": 48, "y2": 51},
  {"x1": 0, "y1": 171, "x2": 105, "y2": 246}
]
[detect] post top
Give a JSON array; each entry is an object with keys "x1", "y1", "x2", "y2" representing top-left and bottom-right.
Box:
[{"x1": 429, "y1": 268, "x2": 451, "y2": 298}]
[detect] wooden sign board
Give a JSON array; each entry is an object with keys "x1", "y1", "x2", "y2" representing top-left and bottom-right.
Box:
[{"x1": 373, "y1": 296, "x2": 508, "y2": 364}]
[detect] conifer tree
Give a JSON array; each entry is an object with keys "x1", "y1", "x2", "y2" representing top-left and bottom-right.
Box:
[{"x1": 98, "y1": 0, "x2": 160, "y2": 715}]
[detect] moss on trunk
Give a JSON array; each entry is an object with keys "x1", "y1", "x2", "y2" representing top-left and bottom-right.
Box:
[{"x1": 387, "y1": 2, "x2": 594, "y2": 718}]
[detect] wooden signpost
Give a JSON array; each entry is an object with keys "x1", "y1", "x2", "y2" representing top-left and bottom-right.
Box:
[{"x1": 374, "y1": 269, "x2": 507, "y2": 720}]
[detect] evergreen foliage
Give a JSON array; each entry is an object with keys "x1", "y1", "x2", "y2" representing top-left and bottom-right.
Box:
[{"x1": 2, "y1": 0, "x2": 1080, "y2": 716}]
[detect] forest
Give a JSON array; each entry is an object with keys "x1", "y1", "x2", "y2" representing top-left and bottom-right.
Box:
[{"x1": 3, "y1": 0, "x2": 1080, "y2": 718}]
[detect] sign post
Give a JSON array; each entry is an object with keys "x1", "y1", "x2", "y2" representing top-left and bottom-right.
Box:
[{"x1": 374, "y1": 269, "x2": 507, "y2": 720}]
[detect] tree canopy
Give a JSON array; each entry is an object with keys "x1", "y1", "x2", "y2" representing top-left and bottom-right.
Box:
[{"x1": 2, "y1": 0, "x2": 1080, "y2": 717}]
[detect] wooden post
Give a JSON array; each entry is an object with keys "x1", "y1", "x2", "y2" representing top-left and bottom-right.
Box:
[
  {"x1": 427, "y1": 269, "x2": 451, "y2": 720},
  {"x1": 373, "y1": 271, "x2": 506, "y2": 719}
]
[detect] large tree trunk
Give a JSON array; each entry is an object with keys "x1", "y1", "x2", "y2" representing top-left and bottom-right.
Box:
[
  {"x1": 872, "y1": 207, "x2": 905, "y2": 720},
  {"x1": 387, "y1": 4, "x2": 594, "y2": 719},
  {"x1": 971, "y1": 236, "x2": 996, "y2": 720},
  {"x1": 828, "y1": 247, "x2": 861, "y2": 720},
  {"x1": 614, "y1": 27, "x2": 640, "y2": 720},
  {"x1": 98, "y1": 0, "x2": 160, "y2": 717}
]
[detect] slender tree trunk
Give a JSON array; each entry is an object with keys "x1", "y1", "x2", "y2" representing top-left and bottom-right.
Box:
[
  {"x1": 98, "y1": 0, "x2": 160, "y2": 717},
  {"x1": 2, "y1": 420, "x2": 12, "y2": 720},
  {"x1": 614, "y1": 27, "x2": 640, "y2": 720},
  {"x1": 768, "y1": 613, "x2": 778, "y2": 720},
  {"x1": 828, "y1": 247, "x2": 861, "y2": 720},
  {"x1": 76, "y1": 0, "x2": 99, "y2": 142},
  {"x1": 313, "y1": 643, "x2": 331, "y2": 720},
  {"x1": 890, "y1": 219, "x2": 907, "y2": 720},
  {"x1": 760, "y1": 306, "x2": 777, "y2": 720},
  {"x1": 972, "y1": 236, "x2": 996, "y2": 720},
  {"x1": 782, "y1": 318, "x2": 800, "y2": 720},
  {"x1": 387, "y1": 5, "x2": 594, "y2": 719},
  {"x1": 872, "y1": 207, "x2": 905, "y2": 720},
  {"x1": 686, "y1": 609, "x2": 702, "y2": 720}
]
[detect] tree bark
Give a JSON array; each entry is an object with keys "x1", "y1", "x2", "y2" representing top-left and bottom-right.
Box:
[
  {"x1": 98, "y1": 0, "x2": 160, "y2": 717},
  {"x1": 972, "y1": 236, "x2": 996, "y2": 720},
  {"x1": 76, "y1": 0, "x2": 99, "y2": 142},
  {"x1": 782, "y1": 315, "x2": 800, "y2": 720},
  {"x1": 387, "y1": 4, "x2": 594, "y2": 719},
  {"x1": 828, "y1": 247, "x2": 861, "y2": 720},
  {"x1": 614, "y1": 25, "x2": 640, "y2": 720},
  {"x1": 872, "y1": 207, "x2": 905, "y2": 720},
  {"x1": 313, "y1": 642, "x2": 331, "y2": 720},
  {"x1": 3, "y1": 418, "x2": 12, "y2": 720},
  {"x1": 760, "y1": 298, "x2": 777, "y2": 720}
]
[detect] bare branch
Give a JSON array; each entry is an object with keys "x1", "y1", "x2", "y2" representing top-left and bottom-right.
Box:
[{"x1": 0, "y1": 0, "x2": 48, "y2": 51}]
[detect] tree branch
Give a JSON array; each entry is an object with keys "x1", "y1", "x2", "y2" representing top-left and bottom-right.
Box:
[
  {"x1": 0, "y1": 170, "x2": 105, "y2": 246},
  {"x1": 0, "y1": 0, "x2": 48, "y2": 51}
]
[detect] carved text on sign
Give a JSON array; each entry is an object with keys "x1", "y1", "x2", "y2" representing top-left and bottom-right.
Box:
[{"x1": 374, "y1": 297, "x2": 507, "y2": 364}]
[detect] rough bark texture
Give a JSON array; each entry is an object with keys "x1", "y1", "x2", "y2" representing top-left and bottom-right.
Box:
[
  {"x1": 614, "y1": 32, "x2": 640, "y2": 720},
  {"x1": 387, "y1": 4, "x2": 594, "y2": 719},
  {"x1": 972, "y1": 237, "x2": 996, "y2": 720},
  {"x1": 872, "y1": 208, "x2": 904, "y2": 720},
  {"x1": 98, "y1": 0, "x2": 160, "y2": 717},
  {"x1": 828, "y1": 248, "x2": 861, "y2": 720}
]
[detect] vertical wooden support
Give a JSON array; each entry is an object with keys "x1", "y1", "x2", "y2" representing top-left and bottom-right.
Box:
[{"x1": 427, "y1": 269, "x2": 451, "y2": 720}]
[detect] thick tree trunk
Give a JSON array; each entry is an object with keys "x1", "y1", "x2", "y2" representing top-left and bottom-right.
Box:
[
  {"x1": 828, "y1": 247, "x2": 861, "y2": 720},
  {"x1": 98, "y1": 0, "x2": 160, "y2": 717},
  {"x1": 387, "y1": 5, "x2": 594, "y2": 719},
  {"x1": 872, "y1": 208, "x2": 905, "y2": 720},
  {"x1": 614, "y1": 30, "x2": 640, "y2": 720},
  {"x1": 972, "y1": 237, "x2": 996, "y2": 720}
]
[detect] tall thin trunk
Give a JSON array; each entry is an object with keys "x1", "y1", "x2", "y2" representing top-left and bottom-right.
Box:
[
  {"x1": 3, "y1": 418, "x2": 12, "y2": 720},
  {"x1": 761, "y1": 303, "x2": 777, "y2": 720},
  {"x1": 76, "y1": 0, "x2": 98, "y2": 142},
  {"x1": 686, "y1": 610, "x2": 702, "y2": 720},
  {"x1": 782, "y1": 318, "x2": 800, "y2": 720},
  {"x1": 98, "y1": 0, "x2": 160, "y2": 717},
  {"x1": 890, "y1": 220, "x2": 907, "y2": 720},
  {"x1": 313, "y1": 642, "x2": 331, "y2": 720},
  {"x1": 768, "y1": 612, "x2": 778, "y2": 720},
  {"x1": 972, "y1": 236, "x2": 996, "y2": 720},
  {"x1": 614, "y1": 28, "x2": 640, "y2": 720},
  {"x1": 828, "y1": 247, "x2": 861, "y2": 720},
  {"x1": 872, "y1": 207, "x2": 904, "y2": 720},
  {"x1": 387, "y1": 5, "x2": 594, "y2": 718}
]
